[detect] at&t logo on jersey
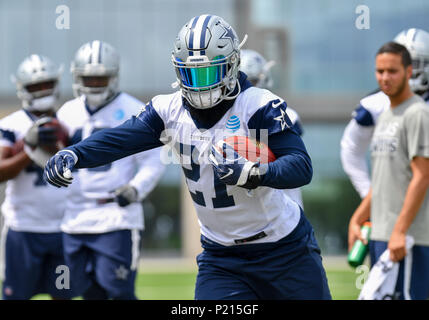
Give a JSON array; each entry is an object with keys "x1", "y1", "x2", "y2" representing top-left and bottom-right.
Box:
[{"x1": 226, "y1": 115, "x2": 240, "y2": 133}]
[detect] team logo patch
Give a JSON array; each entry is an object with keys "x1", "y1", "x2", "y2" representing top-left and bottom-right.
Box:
[
  {"x1": 115, "y1": 265, "x2": 130, "y2": 280},
  {"x1": 114, "y1": 109, "x2": 125, "y2": 120},
  {"x1": 274, "y1": 108, "x2": 289, "y2": 131},
  {"x1": 226, "y1": 115, "x2": 240, "y2": 132}
]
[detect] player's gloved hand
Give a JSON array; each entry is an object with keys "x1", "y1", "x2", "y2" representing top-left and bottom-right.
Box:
[
  {"x1": 43, "y1": 150, "x2": 77, "y2": 188},
  {"x1": 114, "y1": 184, "x2": 138, "y2": 207},
  {"x1": 209, "y1": 141, "x2": 262, "y2": 189},
  {"x1": 24, "y1": 117, "x2": 57, "y2": 148}
]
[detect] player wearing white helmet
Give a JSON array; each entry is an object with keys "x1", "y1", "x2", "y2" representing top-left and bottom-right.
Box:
[
  {"x1": 0, "y1": 55, "x2": 74, "y2": 299},
  {"x1": 341, "y1": 28, "x2": 429, "y2": 199},
  {"x1": 240, "y1": 49, "x2": 275, "y2": 88},
  {"x1": 241, "y1": 49, "x2": 304, "y2": 208},
  {"x1": 55, "y1": 40, "x2": 165, "y2": 300},
  {"x1": 12, "y1": 54, "x2": 62, "y2": 115},
  {"x1": 44, "y1": 15, "x2": 330, "y2": 300}
]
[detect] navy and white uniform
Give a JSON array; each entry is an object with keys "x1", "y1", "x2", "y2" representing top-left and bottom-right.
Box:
[
  {"x1": 65, "y1": 73, "x2": 331, "y2": 299},
  {"x1": 0, "y1": 109, "x2": 72, "y2": 299},
  {"x1": 283, "y1": 107, "x2": 304, "y2": 208},
  {"x1": 341, "y1": 90, "x2": 429, "y2": 198},
  {"x1": 56, "y1": 92, "x2": 165, "y2": 299}
]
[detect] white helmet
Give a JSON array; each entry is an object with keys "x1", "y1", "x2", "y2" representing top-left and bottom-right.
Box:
[
  {"x1": 71, "y1": 40, "x2": 119, "y2": 108},
  {"x1": 240, "y1": 49, "x2": 275, "y2": 88},
  {"x1": 172, "y1": 14, "x2": 246, "y2": 109},
  {"x1": 12, "y1": 54, "x2": 62, "y2": 113},
  {"x1": 394, "y1": 28, "x2": 429, "y2": 93}
]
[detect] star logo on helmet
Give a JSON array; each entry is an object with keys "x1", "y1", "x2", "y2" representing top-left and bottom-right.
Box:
[
  {"x1": 220, "y1": 25, "x2": 236, "y2": 43},
  {"x1": 274, "y1": 108, "x2": 290, "y2": 131}
]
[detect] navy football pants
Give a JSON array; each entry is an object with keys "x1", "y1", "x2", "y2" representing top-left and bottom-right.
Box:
[
  {"x1": 62, "y1": 230, "x2": 138, "y2": 300},
  {"x1": 195, "y1": 213, "x2": 331, "y2": 300},
  {"x1": 2, "y1": 229, "x2": 75, "y2": 300}
]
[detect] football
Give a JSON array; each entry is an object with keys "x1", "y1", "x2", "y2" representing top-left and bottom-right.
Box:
[
  {"x1": 10, "y1": 139, "x2": 24, "y2": 156},
  {"x1": 222, "y1": 135, "x2": 276, "y2": 163}
]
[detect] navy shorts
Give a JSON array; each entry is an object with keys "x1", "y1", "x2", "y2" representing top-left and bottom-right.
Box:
[
  {"x1": 62, "y1": 229, "x2": 139, "y2": 300},
  {"x1": 195, "y1": 212, "x2": 332, "y2": 300},
  {"x1": 2, "y1": 228, "x2": 75, "y2": 300},
  {"x1": 370, "y1": 240, "x2": 429, "y2": 300}
]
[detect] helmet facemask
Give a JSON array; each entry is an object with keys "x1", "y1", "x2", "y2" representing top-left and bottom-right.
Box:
[
  {"x1": 72, "y1": 73, "x2": 118, "y2": 109},
  {"x1": 173, "y1": 51, "x2": 240, "y2": 109},
  {"x1": 410, "y1": 56, "x2": 429, "y2": 93}
]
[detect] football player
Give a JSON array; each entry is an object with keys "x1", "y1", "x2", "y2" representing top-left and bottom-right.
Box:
[
  {"x1": 0, "y1": 54, "x2": 74, "y2": 299},
  {"x1": 241, "y1": 48, "x2": 304, "y2": 208},
  {"x1": 44, "y1": 16, "x2": 331, "y2": 300},
  {"x1": 54, "y1": 40, "x2": 165, "y2": 300},
  {"x1": 341, "y1": 28, "x2": 429, "y2": 199},
  {"x1": 349, "y1": 41, "x2": 429, "y2": 300}
]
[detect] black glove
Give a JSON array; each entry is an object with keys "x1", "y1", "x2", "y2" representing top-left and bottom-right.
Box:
[
  {"x1": 114, "y1": 184, "x2": 138, "y2": 207},
  {"x1": 24, "y1": 117, "x2": 57, "y2": 148},
  {"x1": 209, "y1": 142, "x2": 263, "y2": 189}
]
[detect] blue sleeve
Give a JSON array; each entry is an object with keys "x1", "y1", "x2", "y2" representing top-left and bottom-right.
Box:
[
  {"x1": 353, "y1": 105, "x2": 374, "y2": 126},
  {"x1": 69, "y1": 102, "x2": 165, "y2": 169},
  {"x1": 247, "y1": 99, "x2": 312, "y2": 189},
  {"x1": 259, "y1": 129, "x2": 313, "y2": 189},
  {"x1": 292, "y1": 119, "x2": 304, "y2": 136},
  {"x1": 0, "y1": 129, "x2": 16, "y2": 144}
]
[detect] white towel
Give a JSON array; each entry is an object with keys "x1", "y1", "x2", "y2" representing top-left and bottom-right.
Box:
[{"x1": 358, "y1": 236, "x2": 414, "y2": 300}]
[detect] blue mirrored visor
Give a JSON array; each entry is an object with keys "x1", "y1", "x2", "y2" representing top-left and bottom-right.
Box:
[{"x1": 176, "y1": 56, "x2": 227, "y2": 88}]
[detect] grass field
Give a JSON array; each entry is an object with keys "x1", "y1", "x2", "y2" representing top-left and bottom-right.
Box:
[
  {"x1": 27, "y1": 256, "x2": 362, "y2": 300},
  {"x1": 135, "y1": 268, "x2": 360, "y2": 300}
]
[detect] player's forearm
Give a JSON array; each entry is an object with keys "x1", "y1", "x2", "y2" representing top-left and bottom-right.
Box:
[
  {"x1": 260, "y1": 152, "x2": 312, "y2": 189},
  {"x1": 258, "y1": 129, "x2": 312, "y2": 189},
  {"x1": 0, "y1": 150, "x2": 32, "y2": 182},
  {"x1": 340, "y1": 148, "x2": 371, "y2": 198},
  {"x1": 340, "y1": 120, "x2": 373, "y2": 198},
  {"x1": 392, "y1": 175, "x2": 429, "y2": 235},
  {"x1": 70, "y1": 116, "x2": 164, "y2": 169},
  {"x1": 350, "y1": 190, "x2": 372, "y2": 225}
]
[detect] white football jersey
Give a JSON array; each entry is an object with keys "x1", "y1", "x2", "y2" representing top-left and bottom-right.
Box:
[
  {"x1": 152, "y1": 88, "x2": 302, "y2": 246},
  {"x1": 57, "y1": 92, "x2": 165, "y2": 234},
  {"x1": 0, "y1": 110, "x2": 68, "y2": 232}
]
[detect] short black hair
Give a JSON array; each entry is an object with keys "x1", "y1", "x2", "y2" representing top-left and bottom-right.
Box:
[{"x1": 376, "y1": 41, "x2": 412, "y2": 68}]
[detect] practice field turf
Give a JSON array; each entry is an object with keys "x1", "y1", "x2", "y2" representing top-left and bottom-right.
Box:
[
  {"x1": 26, "y1": 259, "x2": 362, "y2": 300},
  {"x1": 136, "y1": 268, "x2": 361, "y2": 300}
]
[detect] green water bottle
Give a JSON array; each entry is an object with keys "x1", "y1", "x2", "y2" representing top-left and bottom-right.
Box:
[{"x1": 348, "y1": 221, "x2": 372, "y2": 268}]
